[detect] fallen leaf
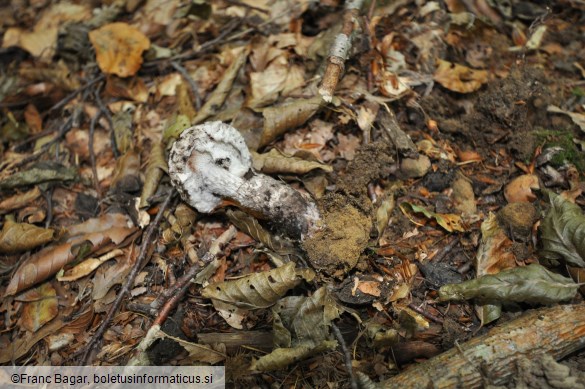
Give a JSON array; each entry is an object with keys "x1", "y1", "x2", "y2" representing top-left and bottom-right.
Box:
[
  {"x1": 504, "y1": 174, "x2": 539, "y2": 203},
  {"x1": 400, "y1": 202, "x2": 465, "y2": 232},
  {"x1": 439, "y1": 264, "x2": 579, "y2": 305},
  {"x1": 19, "y1": 283, "x2": 58, "y2": 332},
  {"x1": 434, "y1": 59, "x2": 488, "y2": 93},
  {"x1": 89, "y1": 22, "x2": 151, "y2": 77},
  {"x1": 547, "y1": 105, "x2": 585, "y2": 133},
  {"x1": 0, "y1": 220, "x2": 54, "y2": 254},
  {"x1": 2, "y1": 3, "x2": 91, "y2": 59},
  {"x1": 540, "y1": 190, "x2": 585, "y2": 268}
]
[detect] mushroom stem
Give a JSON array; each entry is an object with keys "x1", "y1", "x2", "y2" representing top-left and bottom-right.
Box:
[{"x1": 169, "y1": 121, "x2": 320, "y2": 239}]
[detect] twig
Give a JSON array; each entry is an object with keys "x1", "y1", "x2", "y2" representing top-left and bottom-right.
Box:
[
  {"x1": 45, "y1": 74, "x2": 105, "y2": 117},
  {"x1": 81, "y1": 190, "x2": 175, "y2": 365},
  {"x1": 318, "y1": 0, "x2": 365, "y2": 102},
  {"x1": 93, "y1": 83, "x2": 117, "y2": 158},
  {"x1": 149, "y1": 225, "x2": 237, "y2": 315},
  {"x1": 331, "y1": 322, "x2": 358, "y2": 389},
  {"x1": 126, "y1": 226, "x2": 236, "y2": 365},
  {"x1": 11, "y1": 116, "x2": 74, "y2": 169},
  {"x1": 170, "y1": 61, "x2": 202, "y2": 110}
]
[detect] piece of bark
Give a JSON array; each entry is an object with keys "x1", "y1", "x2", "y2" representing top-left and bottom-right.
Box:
[
  {"x1": 197, "y1": 331, "x2": 274, "y2": 353},
  {"x1": 378, "y1": 109, "x2": 417, "y2": 158},
  {"x1": 381, "y1": 303, "x2": 585, "y2": 388}
]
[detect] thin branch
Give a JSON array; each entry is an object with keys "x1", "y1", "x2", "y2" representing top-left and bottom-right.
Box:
[
  {"x1": 318, "y1": 0, "x2": 365, "y2": 102},
  {"x1": 45, "y1": 74, "x2": 105, "y2": 117},
  {"x1": 170, "y1": 61, "x2": 202, "y2": 110},
  {"x1": 81, "y1": 190, "x2": 175, "y2": 365},
  {"x1": 332, "y1": 322, "x2": 358, "y2": 389},
  {"x1": 126, "y1": 226, "x2": 237, "y2": 365}
]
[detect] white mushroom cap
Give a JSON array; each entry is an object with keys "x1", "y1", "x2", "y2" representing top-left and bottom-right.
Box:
[{"x1": 169, "y1": 121, "x2": 252, "y2": 212}]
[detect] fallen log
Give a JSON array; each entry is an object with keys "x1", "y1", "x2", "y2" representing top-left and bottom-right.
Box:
[{"x1": 379, "y1": 303, "x2": 585, "y2": 388}]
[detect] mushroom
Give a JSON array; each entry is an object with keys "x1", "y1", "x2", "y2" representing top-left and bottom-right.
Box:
[{"x1": 168, "y1": 121, "x2": 320, "y2": 240}]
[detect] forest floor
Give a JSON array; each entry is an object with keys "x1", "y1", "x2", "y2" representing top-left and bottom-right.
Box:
[{"x1": 1, "y1": 0, "x2": 585, "y2": 388}]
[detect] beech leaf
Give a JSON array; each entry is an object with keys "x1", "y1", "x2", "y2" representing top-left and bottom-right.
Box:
[
  {"x1": 540, "y1": 190, "x2": 585, "y2": 268},
  {"x1": 439, "y1": 264, "x2": 579, "y2": 305},
  {"x1": 0, "y1": 219, "x2": 54, "y2": 253},
  {"x1": 201, "y1": 262, "x2": 315, "y2": 309}
]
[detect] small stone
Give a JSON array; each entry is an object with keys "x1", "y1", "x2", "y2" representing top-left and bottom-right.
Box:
[
  {"x1": 497, "y1": 202, "x2": 538, "y2": 242},
  {"x1": 399, "y1": 155, "x2": 431, "y2": 179}
]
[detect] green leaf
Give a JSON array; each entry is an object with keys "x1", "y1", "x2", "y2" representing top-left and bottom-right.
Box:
[
  {"x1": 439, "y1": 264, "x2": 579, "y2": 305},
  {"x1": 540, "y1": 190, "x2": 585, "y2": 267}
]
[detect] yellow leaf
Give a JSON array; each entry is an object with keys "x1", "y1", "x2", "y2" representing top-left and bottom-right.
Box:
[
  {"x1": 434, "y1": 59, "x2": 488, "y2": 93},
  {"x1": 89, "y1": 22, "x2": 150, "y2": 77}
]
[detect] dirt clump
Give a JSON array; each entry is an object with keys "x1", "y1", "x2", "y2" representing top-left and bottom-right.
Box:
[{"x1": 303, "y1": 140, "x2": 395, "y2": 276}]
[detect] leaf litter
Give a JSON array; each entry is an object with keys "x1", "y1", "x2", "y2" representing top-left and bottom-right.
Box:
[{"x1": 0, "y1": 0, "x2": 584, "y2": 387}]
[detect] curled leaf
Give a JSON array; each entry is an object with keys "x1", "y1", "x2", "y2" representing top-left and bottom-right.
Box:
[
  {"x1": 433, "y1": 59, "x2": 488, "y2": 93},
  {"x1": 439, "y1": 264, "x2": 579, "y2": 305},
  {"x1": 400, "y1": 202, "x2": 464, "y2": 232},
  {"x1": 201, "y1": 262, "x2": 315, "y2": 309},
  {"x1": 540, "y1": 190, "x2": 585, "y2": 268},
  {"x1": 0, "y1": 162, "x2": 77, "y2": 189},
  {"x1": 251, "y1": 149, "x2": 332, "y2": 174},
  {"x1": 226, "y1": 209, "x2": 294, "y2": 255},
  {"x1": 0, "y1": 220, "x2": 54, "y2": 253},
  {"x1": 139, "y1": 142, "x2": 167, "y2": 208}
]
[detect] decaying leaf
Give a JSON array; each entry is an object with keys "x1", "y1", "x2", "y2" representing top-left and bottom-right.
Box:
[
  {"x1": 4, "y1": 215, "x2": 137, "y2": 296},
  {"x1": 250, "y1": 340, "x2": 337, "y2": 371},
  {"x1": 162, "y1": 331, "x2": 226, "y2": 365},
  {"x1": 400, "y1": 202, "x2": 464, "y2": 232},
  {"x1": 0, "y1": 162, "x2": 77, "y2": 189},
  {"x1": 504, "y1": 174, "x2": 539, "y2": 203},
  {"x1": 0, "y1": 317, "x2": 66, "y2": 363},
  {"x1": 439, "y1": 264, "x2": 579, "y2": 305},
  {"x1": 162, "y1": 114, "x2": 191, "y2": 142},
  {"x1": 192, "y1": 46, "x2": 249, "y2": 124},
  {"x1": 540, "y1": 190, "x2": 585, "y2": 268},
  {"x1": 57, "y1": 249, "x2": 124, "y2": 282},
  {"x1": 433, "y1": 59, "x2": 488, "y2": 93},
  {"x1": 261, "y1": 96, "x2": 323, "y2": 147},
  {"x1": 2, "y1": 3, "x2": 91, "y2": 59},
  {"x1": 0, "y1": 219, "x2": 54, "y2": 254},
  {"x1": 474, "y1": 213, "x2": 517, "y2": 326},
  {"x1": 19, "y1": 282, "x2": 58, "y2": 332},
  {"x1": 375, "y1": 191, "x2": 396, "y2": 239},
  {"x1": 89, "y1": 22, "x2": 150, "y2": 77},
  {"x1": 251, "y1": 148, "x2": 332, "y2": 174},
  {"x1": 201, "y1": 262, "x2": 315, "y2": 310},
  {"x1": 226, "y1": 209, "x2": 294, "y2": 255},
  {"x1": 140, "y1": 143, "x2": 167, "y2": 208},
  {"x1": 110, "y1": 149, "x2": 141, "y2": 193},
  {"x1": 112, "y1": 110, "x2": 134, "y2": 154},
  {"x1": 0, "y1": 187, "x2": 42, "y2": 214},
  {"x1": 547, "y1": 105, "x2": 585, "y2": 133},
  {"x1": 251, "y1": 286, "x2": 341, "y2": 371}
]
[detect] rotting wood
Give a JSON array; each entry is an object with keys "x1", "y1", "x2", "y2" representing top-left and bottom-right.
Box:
[{"x1": 378, "y1": 303, "x2": 585, "y2": 388}]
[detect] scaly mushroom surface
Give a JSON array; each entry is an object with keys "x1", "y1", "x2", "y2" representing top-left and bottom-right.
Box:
[{"x1": 169, "y1": 121, "x2": 320, "y2": 239}]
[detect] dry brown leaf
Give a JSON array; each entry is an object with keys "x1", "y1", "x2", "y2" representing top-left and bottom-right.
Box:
[
  {"x1": 434, "y1": 59, "x2": 488, "y2": 93},
  {"x1": 504, "y1": 174, "x2": 540, "y2": 203},
  {"x1": 105, "y1": 76, "x2": 149, "y2": 102},
  {"x1": 251, "y1": 148, "x2": 332, "y2": 174},
  {"x1": 89, "y1": 22, "x2": 151, "y2": 77},
  {"x1": 110, "y1": 150, "x2": 141, "y2": 193},
  {"x1": 0, "y1": 317, "x2": 65, "y2": 363},
  {"x1": 0, "y1": 187, "x2": 42, "y2": 215},
  {"x1": 261, "y1": 96, "x2": 323, "y2": 147},
  {"x1": 140, "y1": 143, "x2": 167, "y2": 208},
  {"x1": 4, "y1": 224, "x2": 137, "y2": 297},
  {"x1": 193, "y1": 46, "x2": 249, "y2": 124},
  {"x1": 19, "y1": 282, "x2": 58, "y2": 332},
  {"x1": 0, "y1": 219, "x2": 54, "y2": 254},
  {"x1": 2, "y1": 3, "x2": 91, "y2": 59}
]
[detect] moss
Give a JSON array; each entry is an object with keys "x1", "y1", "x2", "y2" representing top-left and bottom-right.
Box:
[
  {"x1": 571, "y1": 86, "x2": 585, "y2": 97},
  {"x1": 534, "y1": 128, "x2": 585, "y2": 171}
]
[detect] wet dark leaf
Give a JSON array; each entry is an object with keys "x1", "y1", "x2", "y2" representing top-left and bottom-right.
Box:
[
  {"x1": 540, "y1": 190, "x2": 585, "y2": 268},
  {"x1": 439, "y1": 264, "x2": 579, "y2": 305}
]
